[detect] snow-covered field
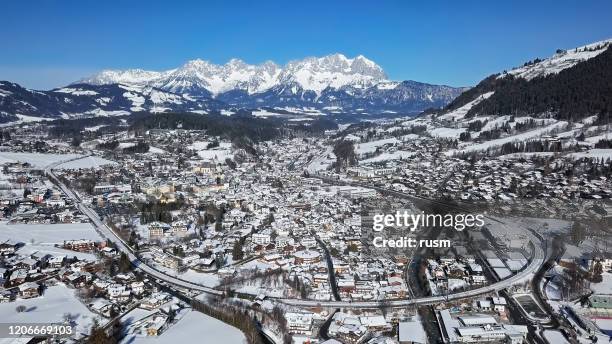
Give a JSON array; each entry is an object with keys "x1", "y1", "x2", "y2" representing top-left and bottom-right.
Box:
[
  {"x1": 503, "y1": 39, "x2": 611, "y2": 81},
  {"x1": 437, "y1": 92, "x2": 494, "y2": 121},
  {"x1": 187, "y1": 141, "x2": 233, "y2": 162},
  {"x1": 0, "y1": 222, "x2": 102, "y2": 244},
  {"x1": 498, "y1": 152, "x2": 556, "y2": 160},
  {"x1": 196, "y1": 149, "x2": 233, "y2": 162},
  {"x1": 0, "y1": 152, "x2": 83, "y2": 168},
  {"x1": 356, "y1": 138, "x2": 399, "y2": 155},
  {"x1": 307, "y1": 148, "x2": 335, "y2": 173},
  {"x1": 428, "y1": 127, "x2": 466, "y2": 139},
  {"x1": 252, "y1": 109, "x2": 285, "y2": 117},
  {"x1": 56, "y1": 156, "x2": 117, "y2": 169},
  {"x1": 360, "y1": 150, "x2": 415, "y2": 164},
  {"x1": 0, "y1": 284, "x2": 99, "y2": 339},
  {"x1": 122, "y1": 309, "x2": 245, "y2": 344}
]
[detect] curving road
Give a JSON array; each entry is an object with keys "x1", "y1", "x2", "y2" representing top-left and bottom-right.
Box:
[{"x1": 45, "y1": 157, "x2": 223, "y2": 296}]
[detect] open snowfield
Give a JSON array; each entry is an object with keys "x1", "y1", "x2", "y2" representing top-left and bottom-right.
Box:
[
  {"x1": 437, "y1": 92, "x2": 494, "y2": 121},
  {"x1": 428, "y1": 127, "x2": 466, "y2": 139},
  {"x1": 148, "y1": 146, "x2": 166, "y2": 154},
  {"x1": 55, "y1": 156, "x2": 117, "y2": 169},
  {"x1": 498, "y1": 152, "x2": 556, "y2": 160},
  {"x1": 0, "y1": 222, "x2": 102, "y2": 245},
  {"x1": 360, "y1": 150, "x2": 415, "y2": 164},
  {"x1": 356, "y1": 138, "x2": 399, "y2": 155},
  {"x1": 121, "y1": 309, "x2": 245, "y2": 344},
  {"x1": 188, "y1": 141, "x2": 212, "y2": 150},
  {"x1": 504, "y1": 40, "x2": 611, "y2": 80},
  {"x1": 252, "y1": 109, "x2": 285, "y2": 117},
  {"x1": 307, "y1": 148, "x2": 335, "y2": 173},
  {"x1": 0, "y1": 222, "x2": 102, "y2": 260},
  {"x1": 0, "y1": 115, "x2": 54, "y2": 128},
  {"x1": 0, "y1": 284, "x2": 99, "y2": 339},
  {"x1": 0, "y1": 152, "x2": 83, "y2": 168},
  {"x1": 196, "y1": 149, "x2": 233, "y2": 162},
  {"x1": 500, "y1": 149, "x2": 612, "y2": 161},
  {"x1": 187, "y1": 141, "x2": 233, "y2": 162}
]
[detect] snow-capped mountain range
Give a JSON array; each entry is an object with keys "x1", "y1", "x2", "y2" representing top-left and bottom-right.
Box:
[
  {"x1": 73, "y1": 53, "x2": 466, "y2": 114},
  {"x1": 79, "y1": 54, "x2": 388, "y2": 96},
  {"x1": 78, "y1": 54, "x2": 387, "y2": 96}
]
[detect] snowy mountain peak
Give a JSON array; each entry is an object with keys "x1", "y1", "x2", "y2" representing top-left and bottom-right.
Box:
[
  {"x1": 78, "y1": 69, "x2": 163, "y2": 86},
  {"x1": 279, "y1": 54, "x2": 387, "y2": 93},
  {"x1": 77, "y1": 53, "x2": 387, "y2": 96}
]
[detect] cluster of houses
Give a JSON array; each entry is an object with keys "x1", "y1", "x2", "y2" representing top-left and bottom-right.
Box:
[
  {"x1": 328, "y1": 130, "x2": 612, "y2": 225},
  {"x1": 0, "y1": 164, "x2": 88, "y2": 224},
  {"x1": 425, "y1": 253, "x2": 488, "y2": 296}
]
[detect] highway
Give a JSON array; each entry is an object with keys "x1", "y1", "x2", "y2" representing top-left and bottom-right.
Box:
[
  {"x1": 44, "y1": 158, "x2": 224, "y2": 296},
  {"x1": 45, "y1": 156, "x2": 545, "y2": 309}
]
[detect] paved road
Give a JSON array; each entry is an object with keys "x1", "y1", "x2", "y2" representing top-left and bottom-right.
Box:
[{"x1": 45, "y1": 158, "x2": 223, "y2": 296}]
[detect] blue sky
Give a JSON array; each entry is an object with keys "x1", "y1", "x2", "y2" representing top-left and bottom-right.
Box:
[{"x1": 1, "y1": 0, "x2": 610, "y2": 89}]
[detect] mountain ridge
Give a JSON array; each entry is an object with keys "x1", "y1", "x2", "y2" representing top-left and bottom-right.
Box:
[
  {"x1": 439, "y1": 39, "x2": 612, "y2": 122},
  {"x1": 77, "y1": 54, "x2": 390, "y2": 96}
]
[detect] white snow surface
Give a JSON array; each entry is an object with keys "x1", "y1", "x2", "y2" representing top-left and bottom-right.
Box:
[
  {"x1": 0, "y1": 284, "x2": 99, "y2": 339},
  {"x1": 0, "y1": 152, "x2": 83, "y2": 168},
  {"x1": 356, "y1": 138, "x2": 400, "y2": 154},
  {"x1": 55, "y1": 156, "x2": 117, "y2": 169},
  {"x1": 438, "y1": 92, "x2": 494, "y2": 121},
  {"x1": 121, "y1": 309, "x2": 246, "y2": 344},
  {"x1": 78, "y1": 53, "x2": 387, "y2": 96},
  {"x1": 502, "y1": 39, "x2": 611, "y2": 81},
  {"x1": 0, "y1": 222, "x2": 103, "y2": 245}
]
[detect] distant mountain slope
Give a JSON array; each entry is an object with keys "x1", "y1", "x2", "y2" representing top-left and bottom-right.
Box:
[
  {"x1": 442, "y1": 39, "x2": 612, "y2": 122},
  {"x1": 0, "y1": 81, "x2": 224, "y2": 120}
]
